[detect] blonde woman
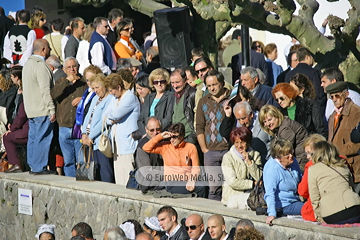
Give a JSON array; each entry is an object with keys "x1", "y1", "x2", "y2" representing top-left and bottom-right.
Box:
[
  {"x1": 309, "y1": 141, "x2": 360, "y2": 224},
  {"x1": 259, "y1": 105, "x2": 308, "y2": 169},
  {"x1": 31, "y1": 12, "x2": 47, "y2": 39}
]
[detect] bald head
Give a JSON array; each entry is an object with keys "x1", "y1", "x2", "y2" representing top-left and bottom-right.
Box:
[
  {"x1": 208, "y1": 215, "x2": 225, "y2": 225},
  {"x1": 207, "y1": 215, "x2": 226, "y2": 240},
  {"x1": 185, "y1": 214, "x2": 204, "y2": 240},
  {"x1": 33, "y1": 39, "x2": 51, "y2": 59},
  {"x1": 136, "y1": 232, "x2": 154, "y2": 240}
]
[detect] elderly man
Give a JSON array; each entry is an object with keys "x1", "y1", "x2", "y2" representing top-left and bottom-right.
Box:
[
  {"x1": 221, "y1": 101, "x2": 270, "y2": 162},
  {"x1": 185, "y1": 214, "x2": 211, "y2": 240},
  {"x1": 157, "y1": 206, "x2": 189, "y2": 240},
  {"x1": 89, "y1": 17, "x2": 117, "y2": 75},
  {"x1": 207, "y1": 215, "x2": 228, "y2": 240},
  {"x1": 46, "y1": 55, "x2": 66, "y2": 81},
  {"x1": 170, "y1": 69, "x2": 197, "y2": 144},
  {"x1": 50, "y1": 57, "x2": 87, "y2": 177},
  {"x1": 64, "y1": 17, "x2": 85, "y2": 58},
  {"x1": 196, "y1": 70, "x2": 230, "y2": 200},
  {"x1": 240, "y1": 66, "x2": 277, "y2": 109},
  {"x1": 22, "y1": 39, "x2": 55, "y2": 174},
  {"x1": 320, "y1": 67, "x2": 360, "y2": 120},
  {"x1": 143, "y1": 123, "x2": 205, "y2": 197},
  {"x1": 135, "y1": 116, "x2": 164, "y2": 193},
  {"x1": 327, "y1": 82, "x2": 360, "y2": 194},
  {"x1": 104, "y1": 227, "x2": 127, "y2": 240}
]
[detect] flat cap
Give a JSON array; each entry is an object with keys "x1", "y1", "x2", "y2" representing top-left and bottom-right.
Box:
[
  {"x1": 326, "y1": 81, "x2": 348, "y2": 94},
  {"x1": 127, "y1": 58, "x2": 142, "y2": 67}
]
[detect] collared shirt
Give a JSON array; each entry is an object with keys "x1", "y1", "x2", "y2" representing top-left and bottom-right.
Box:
[
  {"x1": 166, "y1": 224, "x2": 181, "y2": 238},
  {"x1": 191, "y1": 232, "x2": 205, "y2": 240},
  {"x1": 33, "y1": 54, "x2": 45, "y2": 61},
  {"x1": 221, "y1": 234, "x2": 229, "y2": 240},
  {"x1": 251, "y1": 84, "x2": 260, "y2": 96},
  {"x1": 90, "y1": 32, "x2": 117, "y2": 75}
]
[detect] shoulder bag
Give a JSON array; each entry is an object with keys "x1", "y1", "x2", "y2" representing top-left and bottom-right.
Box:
[{"x1": 98, "y1": 117, "x2": 113, "y2": 158}]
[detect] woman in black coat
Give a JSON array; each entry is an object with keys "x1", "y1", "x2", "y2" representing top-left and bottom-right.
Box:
[{"x1": 272, "y1": 82, "x2": 327, "y2": 138}]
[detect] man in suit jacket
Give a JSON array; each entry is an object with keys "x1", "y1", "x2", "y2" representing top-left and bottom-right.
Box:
[
  {"x1": 327, "y1": 82, "x2": 360, "y2": 194},
  {"x1": 106, "y1": 8, "x2": 123, "y2": 48},
  {"x1": 46, "y1": 55, "x2": 66, "y2": 81},
  {"x1": 64, "y1": 17, "x2": 85, "y2": 59},
  {"x1": 231, "y1": 49, "x2": 270, "y2": 86},
  {"x1": 285, "y1": 48, "x2": 327, "y2": 114}
]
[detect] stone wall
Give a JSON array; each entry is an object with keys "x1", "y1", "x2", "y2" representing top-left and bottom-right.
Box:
[{"x1": 0, "y1": 173, "x2": 359, "y2": 240}]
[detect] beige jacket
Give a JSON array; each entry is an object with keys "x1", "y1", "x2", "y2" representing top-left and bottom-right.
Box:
[
  {"x1": 308, "y1": 163, "x2": 360, "y2": 221},
  {"x1": 221, "y1": 145, "x2": 262, "y2": 205}
]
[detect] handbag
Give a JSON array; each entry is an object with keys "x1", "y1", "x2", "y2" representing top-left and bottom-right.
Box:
[
  {"x1": 76, "y1": 145, "x2": 96, "y2": 181},
  {"x1": 98, "y1": 117, "x2": 113, "y2": 158},
  {"x1": 126, "y1": 169, "x2": 140, "y2": 190},
  {"x1": 247, "y1": 178, "x2": 267, "y2": 212}
]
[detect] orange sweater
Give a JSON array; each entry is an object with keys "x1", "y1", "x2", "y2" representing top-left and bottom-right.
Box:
[
  {"x1": 142, "y1": 134, "x2": 200, "y2": 180},
  {"x1": 114, "y1": 41, "x2": 143, "y2": 60},
  {"x1": 298, "y1": 161, "x2": 316, "y2": 221}
]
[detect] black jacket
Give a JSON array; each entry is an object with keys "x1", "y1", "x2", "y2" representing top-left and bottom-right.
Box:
[
  {"x1": 161, "y1": 226, "x2": 189, "y2": 240},
  {"x1": 181, "y1": 84, "x2": 196, "y2": 141},
  {"x1": 138, "y1": 90, "x2": 175, "y2": 135},
  {"x1": 280, "y1": 97, "x2": 327, "y2": 138}
]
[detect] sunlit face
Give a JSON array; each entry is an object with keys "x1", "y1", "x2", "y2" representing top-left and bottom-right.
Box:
[
  {"x1": 170, "y1": 73, "x2": 186, "y2": 93},
  {"x1": 44, "y1": 43, "x2": 51, "y2": 59},
  {"x1": 152, "y1": 77, "x2": 167, "y2": 94},
  {"x1": 108, "y1": 85, "x2": 122, "y2": 98},
  {"x1": 185, "y1": 217, "x2": 204, "y2": 240},
  {"x1": 169, "y1": 133, "x2": 184, "y2": 147},
  {"x1": 120, "y1": 23, "x2": 134, "y2": 37},
  {"x1": 85, "y1": 72, "x2": 95, "y2": 88},
  {"x1": 194, "y1": 61, "x2": 209, "y2": 82},
  {"x1": 329, "y1": 90, "x2": 349, "y2": 109},
  {"x1": 290, "y1": 53, "x2": 299, "y2": 69},
  {"x1": 274, "y1": 91, "x2": 292, "y2": 108},
  {"x1": 98, "y1": 20, "x2": 109, "y2": 35},
  {"x1": 158, "y1": 212, "x2": 176, "y2": 233},
  {"x1": 75, "y1": 21, "x2": 86, "y2": 37},
  {"x1": 132, "y1": 67, "x2": 140, "y2": 77},
  {"x1": 145, "y1": 119, "x2": 161, "y2": 139},
  {"x1": 234, "y1": 137, "x2": 249, "y2": 154},
  {"x1": 205, "y1": 76, "x2": 222, "y2": 97},
  {"x1": 241, "y1": 72, "x2": 258, "y2": 91},
  {"x1": 207, "y1": 219, "x2": 225, "y2": 240},
  {"x1": 279, "y1": 152, "x2": 294, "y2": 168},
  {"x1": 39, "y1": 232, "x2": 54, "y2": 240},
  {"x1": 136, "y1": 84, "x2": 151, "y2": 100},
  {"x1": 234, "y1": 108, "x2": 253, "y2": 128},
  {"x1": 268, "y1": 48, "x2": 278, "y2": 61},
  {"x1": 263, "y1": 114, "x2": 279, "y2": 131},
  {"x1": 185, "y1": 70, "x2": 197, "y2": 87},
  {"x1": 304, "y1": 145, "x2": 314, "y2": 162},
  {"x1": 64, "y1": 59, "x2": 79, "y2": 76},
  {"x1": 92, "y1": 81, "x2": 106, "y2": 98},
  {"x1": 320, "y1": 76, "x2": 335, "y2": 93}
]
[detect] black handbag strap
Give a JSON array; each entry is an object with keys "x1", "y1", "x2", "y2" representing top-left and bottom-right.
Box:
[{"x1": 324, "y1": 163, "x2": 351, "y2": 186}]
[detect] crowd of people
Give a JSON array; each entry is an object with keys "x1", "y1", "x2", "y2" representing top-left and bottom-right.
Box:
[
  {"x1": 35, "y1": 206, "x2": 264, "y2": 240},
  {"x1": 1, "y1": 4, "x2": 360, "y2": 229}
]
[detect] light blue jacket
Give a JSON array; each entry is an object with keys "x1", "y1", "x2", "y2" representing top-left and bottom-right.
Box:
[
  {"x1": 81, "y1": 94, "x2": 112, "y2": 150},
  {"x1": 264, "y1": 157, "x2": 302, "y2": 217},
  {"x1": 103, "y1": 90, "x2": 140, "y2": 155}
]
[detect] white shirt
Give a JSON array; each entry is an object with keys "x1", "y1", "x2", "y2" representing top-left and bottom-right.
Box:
[
  {"x1": 325, "y1": 89, "x2": 360, "y2": 120},
  {"x1": 3, "y1": 25, "x2": 36, "y2": 66},
  {"x1": 90, "y1": 33, "x2": 116, "y2": 75},
  {"x1": 76, "y1": 40, "x2": 91, "y2": 75},
  {"x1": 61, "y1": 35, "x2": 70, "y2": 61}
]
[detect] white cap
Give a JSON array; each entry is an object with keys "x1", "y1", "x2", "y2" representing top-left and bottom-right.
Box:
[{"x1": 35, "y1": 224, "x2": 55, "y2": 239}]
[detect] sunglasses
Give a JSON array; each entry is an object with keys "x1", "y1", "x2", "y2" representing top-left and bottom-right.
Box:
[
  {"x1": 153, "y1": 80, "x2": 167, "y2": 85},
  {"x1": 195, "y1": 67, "x2": 208, "y2": 74},
  {"x1": 148, "y1": 128, "x2": 160, "y2": 133},
  {"x1": 185, "y1": 225, "x2": 201, "y2": 231},
  {"x1": 329, "y1": 92, "x2": 345, "y2": 100},
  {"x1": 275, "y1": 96, "x2": 286, "y2": 103},
  {"x1": 40, "y1": 18, "x2": 46, "y2": 22},
  {"x1": 170, "y1": 135, "x2": 180, "y2": 139},
  {"x1": 122, "y1": 27, "x2": 134, "y2": 31}
]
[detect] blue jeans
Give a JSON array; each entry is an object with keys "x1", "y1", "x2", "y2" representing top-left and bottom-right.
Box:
[
  {"x1": 278, "y1": 201, "x2": 304, "y2": 216},
  {"x1": 59, "y1": 127, "x2": 83, "y2": 177},
  {"x1": 27, "y1": 116, "x2": 54, "y2": 172}
]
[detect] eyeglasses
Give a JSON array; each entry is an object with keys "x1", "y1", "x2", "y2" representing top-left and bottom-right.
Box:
[
  {"x1": 275, "y1": 96, "x2": 286, "y2": 103},
  {"x1": 185, "y1": 224, "x2": 202, "y2": 231},
  {"x1": 153, "y1": 80, "x2": 167, "y2": 85},
  {"x1": 103, "y1": 25, "x2": 110, "y2": 28},
  {"x1": 329, "y1": 92, "x2": 346, "y2": 100},
  {"x1": 148, "y1": 128, "x2": 161, "y2": 133},
  {"x1": 40, "y1": 18, "x2": 46, "y2": 22},
  {"x1": 195, "y1": 67, "x2": 208, "y2": 74},
  {"x1": 122, "y1": 27, "x2": 134, "y2": 31},
  {"x1": 170, "y1": 135, "x2": 180, "y2": 139},
  {"x1": 66, "y1": 65, "x2": 78, "y2": 70}
]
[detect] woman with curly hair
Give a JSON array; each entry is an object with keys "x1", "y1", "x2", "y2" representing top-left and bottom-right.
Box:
[
  {"x1": 289, "y1": 73, "x2": 316, "y2": 100},
  {"x1": 31, "y1": 12, "x2": 47, "y2": 39},
  {"x1": 271, "y1": 82, "x2": 327, "y2": 138}
]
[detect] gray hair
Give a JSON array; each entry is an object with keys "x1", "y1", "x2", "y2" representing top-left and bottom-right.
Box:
[
  {"x1": 236, "y1": 219, "x2": 255, "y2": 229},
  {"x1": 64, "y1": 57, "x2": 79, "y2": 66},
  {"x1": 106, "y1": 227, "x2": 127, "y2": 240},
  {"x1": 93, "y1": 16, "x2": 108, "y2": 29},
  {"x1": 240, "y1": 66, "x2": 259, "y2": 79},
  {"x1": 145, "y1": 116, "x2": 161, "y2": 128},
  {"x1": 46, "y1": 55, "x2": 61, "y2": 69},
  {"x1": 256, "y1": 68, "x2": 266, "y2": 85},
  {"x1": 117, "y1": 58, "x2": 132, "y2": 71},
  {"x1": 233, "y1": 101, "x2": 252, "y2": 115}
]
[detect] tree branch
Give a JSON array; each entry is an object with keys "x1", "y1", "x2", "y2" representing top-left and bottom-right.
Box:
[
  {"x1": 296, "y1": 0, "x2": 319, "y2": 21},
  {"x1": 342, "y1": 0, "x2": 360, "y2": 41},
  {"x1": 124, "y1": 0, "x2": 169, "y2": 17}
]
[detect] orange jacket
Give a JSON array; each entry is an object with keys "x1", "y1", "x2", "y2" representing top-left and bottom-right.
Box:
[
  {"x1": 114, "y1": 41, "x2": 143, "y2": 60},
  {"x1": 298, "y1": 161, "x2": 316, "y2": 221}
]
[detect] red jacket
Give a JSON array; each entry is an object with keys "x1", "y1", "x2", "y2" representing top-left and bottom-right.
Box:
[{"x1": 298, "y1": 161, "x2": 316, "y2": 221}]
